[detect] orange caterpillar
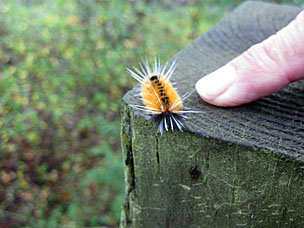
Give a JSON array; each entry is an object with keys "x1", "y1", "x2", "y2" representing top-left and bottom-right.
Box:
[{"x1": 127, "y1": 58, "x2": 197, "y2": 135}]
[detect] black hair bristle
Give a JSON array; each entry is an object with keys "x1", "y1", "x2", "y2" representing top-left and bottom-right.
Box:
[{"x1": 149, "y1": 112, "x2": 184, "y2": 135}]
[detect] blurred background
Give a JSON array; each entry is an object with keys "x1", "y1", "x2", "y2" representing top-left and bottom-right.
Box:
[{"x1": 0, "y1": 0, "x2": 302, "y2": 227}]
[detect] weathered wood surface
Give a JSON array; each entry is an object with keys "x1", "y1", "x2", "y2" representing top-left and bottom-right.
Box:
[{"x1": 120, "y1": 2, "x2": 304, "y2": 228}]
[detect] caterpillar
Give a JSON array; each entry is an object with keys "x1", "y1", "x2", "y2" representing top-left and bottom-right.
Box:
[{"x1": 127, "y1": 57, "x2": 200, "y2": 135}]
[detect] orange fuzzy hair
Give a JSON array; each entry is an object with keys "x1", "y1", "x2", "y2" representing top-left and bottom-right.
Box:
[
  {"x1": 142, "y1": 74, "x2": 183, "y2": 114},
  {"x1": 127, "y1": 58, "x2": 191, "y2": 135}
]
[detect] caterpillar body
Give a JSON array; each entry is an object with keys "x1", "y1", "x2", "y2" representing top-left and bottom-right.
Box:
[{"x1": 127, "y1": 58, "x2": 198, "y2": 135}]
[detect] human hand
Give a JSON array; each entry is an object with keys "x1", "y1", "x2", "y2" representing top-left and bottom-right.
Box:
[{"x1": 195, "y1": 10, "x2": 304, "y2": 107}]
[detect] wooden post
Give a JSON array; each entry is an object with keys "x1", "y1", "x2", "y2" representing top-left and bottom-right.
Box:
[{"x1": 120, "y1": 2, "x2": 304, "y2": 228}]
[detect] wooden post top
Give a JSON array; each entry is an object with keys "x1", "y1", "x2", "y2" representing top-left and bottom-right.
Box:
[{"x1": 123, "y1": 1, "x2": 304, "y2": 163}]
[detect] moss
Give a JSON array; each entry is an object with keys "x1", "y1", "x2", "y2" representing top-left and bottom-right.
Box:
[{"x1": 121, "y1": 113, "x2": 304, "y2": 228}]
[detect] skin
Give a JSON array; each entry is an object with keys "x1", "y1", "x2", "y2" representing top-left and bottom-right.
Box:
[{"x1": 196, "y1": 10, "x2": 304, "y2": 107}]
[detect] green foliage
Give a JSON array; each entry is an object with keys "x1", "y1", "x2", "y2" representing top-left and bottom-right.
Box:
[{"x1": 0, "y1": 0, "x2": 301, "y2": 227}]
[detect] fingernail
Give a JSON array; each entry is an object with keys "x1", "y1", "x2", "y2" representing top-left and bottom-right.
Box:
[{"x1": 196, "y1": 65, "x2": 237, "y2": 100}]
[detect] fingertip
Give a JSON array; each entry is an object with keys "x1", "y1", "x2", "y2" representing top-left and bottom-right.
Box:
[
  {"x1": 196, "y1": 66, "x2": 237, "y2": 98},
  {"x1": 196, "y1": 65, "x2": 242, "y2": 107}
]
